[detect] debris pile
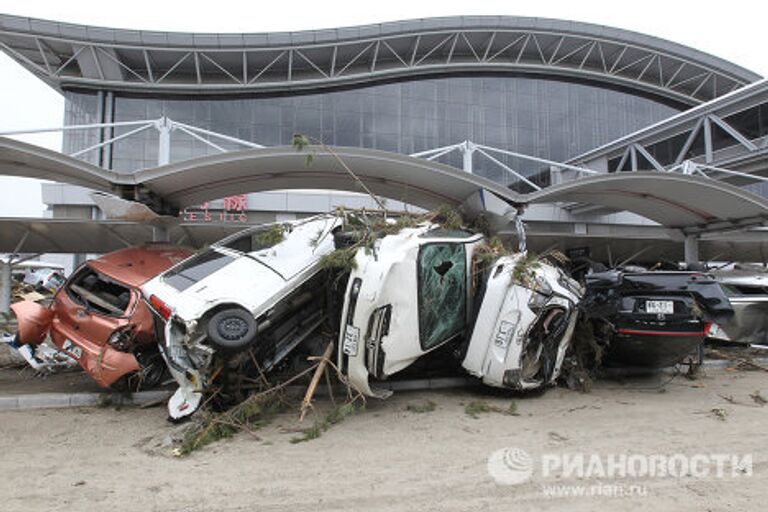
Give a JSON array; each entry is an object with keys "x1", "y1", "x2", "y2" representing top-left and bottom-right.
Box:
[{"x1": 175, "y1": 338, "x2": 366, "y2": 455}]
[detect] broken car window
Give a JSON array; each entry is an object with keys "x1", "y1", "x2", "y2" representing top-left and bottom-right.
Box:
[
  {"x1": 66, "y1": 267, "x2": 132, "y2": 317},
  {"x1": 418, "y1": 243, "x2": 467, "y2": 350},
  {"x1": 219, "y1": 225, "x2": 286, "y2": 254},
  {"x1": 419, "y1": 228, "x2": 474, "y2": 239},
  {"x1": 163, "y1": 249, "x2": 235, "y2": 292}
]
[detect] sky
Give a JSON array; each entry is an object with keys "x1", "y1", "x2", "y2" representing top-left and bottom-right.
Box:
[{"x1": 1, "y1": 0, "x2": 766, "y2": 217}]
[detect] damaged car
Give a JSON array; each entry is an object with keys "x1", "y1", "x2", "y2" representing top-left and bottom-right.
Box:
[
  {"x1": 581, "y1": 270, "x2": 733, "y2": 368},
  {"x1": 707, "y1": 268, "x2": 768, "y2": 345},
  {"x1": 337, "y1": 223, "x2": 582, "y2": 398},
  {"x1": 142, "y1": 215, "x2": 341, "y2": 420},
  {"x1": 8, "y1": 244, "x2": 193, "y2": 388}
]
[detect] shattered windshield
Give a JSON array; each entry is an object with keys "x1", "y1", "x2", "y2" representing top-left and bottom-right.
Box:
[{"x1": 418, "y1": 243, "x2": 467, "y2": 350}]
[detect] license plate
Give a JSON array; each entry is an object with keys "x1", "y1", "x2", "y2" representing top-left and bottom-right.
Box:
[
  {"x1": 62, "y1": 339, "x2": 83, "y2": 359},
  {"x1": 342, "y1": 325, "x2": 360, "y2": 356},
  {"x1": 646, "y1": 300, "x2": 674, "y2": 314}
]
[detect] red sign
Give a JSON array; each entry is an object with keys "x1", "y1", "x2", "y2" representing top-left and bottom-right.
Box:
[{"x1": 183, "y1": 195, "x2": 248, "y2": 223}]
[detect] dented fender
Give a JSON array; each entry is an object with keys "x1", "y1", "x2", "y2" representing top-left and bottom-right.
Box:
[
  {"x1": 80, "y1": 346, "x2": 141, "y2": 388},
  {"x1": 10, "y1": 300, "x2": 53, "y2": 345}
]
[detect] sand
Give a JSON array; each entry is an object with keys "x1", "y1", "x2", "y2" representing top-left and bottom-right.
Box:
[{"x1": 0, "y1": 367, "x2": 766, "y2": 511}]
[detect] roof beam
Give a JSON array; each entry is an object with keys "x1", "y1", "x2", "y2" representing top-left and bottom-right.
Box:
[{"x1": 156, "y1": 52, "x2": 191, "y2": 84}]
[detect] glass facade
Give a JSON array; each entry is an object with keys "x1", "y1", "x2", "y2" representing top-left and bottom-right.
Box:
[
  {"x1": 63, "y1": 75, "x2": 679, "y2": 189},
  {"x1": 62, "y1": 92, "x2": 101, "y2": 166}
]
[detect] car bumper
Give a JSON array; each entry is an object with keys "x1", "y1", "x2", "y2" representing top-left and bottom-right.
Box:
[
  {"x1": 49, "y1": 321, "x2": 140, "y2": 387},
  {"x1": 606, "y1": 327, "x2": 706, "y2": 368},
  {"x1": 157, "y1": 316, "x2": 207, "y2": 419}
]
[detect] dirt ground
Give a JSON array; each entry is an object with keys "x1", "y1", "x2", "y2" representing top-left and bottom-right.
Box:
[{"x1": 0, "y1": 367, "x2": 766, "y2": 512}]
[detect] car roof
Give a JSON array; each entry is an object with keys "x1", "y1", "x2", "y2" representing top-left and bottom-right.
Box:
[{"x1": 86, "y1": 244, "x2": 194, "y2": 288}]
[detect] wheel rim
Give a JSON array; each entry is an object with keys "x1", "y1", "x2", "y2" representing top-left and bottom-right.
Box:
[{"x1": 218, "y1": 316, "x2": 250, "y2": 341}]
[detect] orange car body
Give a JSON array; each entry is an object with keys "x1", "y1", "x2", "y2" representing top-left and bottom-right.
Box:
[{"x1": 11, "y1": 244, "x2": 193, "y2": 387}]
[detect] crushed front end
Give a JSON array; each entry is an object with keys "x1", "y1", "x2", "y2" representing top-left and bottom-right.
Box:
[{"x1": 462, "y1": 254, "x2": 582, "y2": 390}]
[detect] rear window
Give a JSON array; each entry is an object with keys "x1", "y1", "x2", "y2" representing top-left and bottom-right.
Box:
[
  {"x1": 419, "y1": 228, "x2": 474, "y2": 239},
  {"x1": 219, "y1": 225, "x2": 286, "y2": 253},
  {"x1": 163, "y1": 249, "x2": 234, "y2": 292},
  {"x1": 66, "y1": 267, "x2": 132, "y2": 317}
]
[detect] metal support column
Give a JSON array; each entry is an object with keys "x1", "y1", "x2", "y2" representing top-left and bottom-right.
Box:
[
  {"x1": 703, "y1": 117, "x2": 714, "y2": 164},
  {"x1": 461, "y1": 140, "x2": 475, "y2": 174},
  {"x1": 0, "y1": 260, "x2": 11, "y2": 315},
  {"x1": 684, "y1": 235, "x2": 700, "y2": 266},
  {"x1": 95, "y1": 90, "x2": 105, "y2": 166},
  {"x1": 102, "y1": 91, "x2": 115, "y2": 169},
  {"x1": 157, "y1": 116, "x2": 172, "y2": 166},
  {"x1": 72, "y1": 253, "x2": 87, "y2": 272}
]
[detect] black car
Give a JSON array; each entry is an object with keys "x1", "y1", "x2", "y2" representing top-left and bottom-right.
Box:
[{"x1": 582, "y1": 271, "x2": 733, "y2": 368}]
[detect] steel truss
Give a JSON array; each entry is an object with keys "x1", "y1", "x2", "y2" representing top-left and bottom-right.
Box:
[
  {"x1": 0, "y1": 16, "x2": 755, "y2": 104},
  {"x1": 569, "y1": 79, "x2": 768, "y2": 186}
]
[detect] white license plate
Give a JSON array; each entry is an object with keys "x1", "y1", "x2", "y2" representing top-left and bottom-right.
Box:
[
  {"x1": 62, "y1": 339, "x2": 83, "y2": 359},
  {"x1": 342, "y1": 325, "x2": 360, "y2": 356},
  {"x1": 646, "y1": 300, "x2": 674, "y2": 314}
]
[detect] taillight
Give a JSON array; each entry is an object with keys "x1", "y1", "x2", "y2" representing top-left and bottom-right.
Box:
[{"x1": 149, "y1": 294, "x2": 172, "y2": 320}]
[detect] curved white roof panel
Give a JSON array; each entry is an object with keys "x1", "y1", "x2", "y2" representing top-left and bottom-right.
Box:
[
  {"x1": 132, "y1": 145, "x2": 523, "y2": 211},
  {"x1": 1, "y1": 139, "x2": 766, "y2": 234},
  {"x1": 527, "y1": 172, "x2": 768, "y2": 234}
]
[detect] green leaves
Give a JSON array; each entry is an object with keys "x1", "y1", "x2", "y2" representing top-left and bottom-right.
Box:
[{"x1": 292, "y1": 133, "x2": 314, "y2": 166}]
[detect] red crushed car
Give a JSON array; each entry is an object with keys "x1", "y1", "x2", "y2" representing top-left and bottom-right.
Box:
[{"x1": 10, "y1": 244, "x2": 193, "y2": 389}]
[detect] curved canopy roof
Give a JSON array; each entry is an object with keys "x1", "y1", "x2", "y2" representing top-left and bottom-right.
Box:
[
  {"x1": 1, "y1": 138, "x2": 767, "y2": 235},
  {"x1": 132, "y1": 145, "x2": 522, "y2": 211},
  {"x1": 527, "y1": 173, "x2": 768, "y2": 233},
  {"x1": 0, "y1": 136, "x2": 116, "y2": 191},
  {"x1": 0, "y1": 14, "x2": 760, "y2": 104}
]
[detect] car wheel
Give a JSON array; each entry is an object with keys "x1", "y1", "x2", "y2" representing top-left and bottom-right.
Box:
[
  {"x1": 207, "y1": 308, "x2": 257, "y2": 351},
  {"x1": 135, "y1": 350, "x2": 167, "y2": 389}
]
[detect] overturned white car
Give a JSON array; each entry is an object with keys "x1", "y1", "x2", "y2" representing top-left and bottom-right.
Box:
[
  {"x1": 142, "y1": 215, "x2": 341, "y2": 419},
  {"x1": 337, "y1": 224, "x2": 582, "y2": 398}
]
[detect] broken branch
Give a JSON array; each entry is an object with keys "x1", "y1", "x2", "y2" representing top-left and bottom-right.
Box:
[{"x1": 299, "y1": 341, "x2": 334, "y2": 423}]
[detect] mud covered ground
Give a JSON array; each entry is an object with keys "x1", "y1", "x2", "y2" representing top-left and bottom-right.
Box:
[{"x1": 0, "y1": 367, "x2": 766, "y2": 511}]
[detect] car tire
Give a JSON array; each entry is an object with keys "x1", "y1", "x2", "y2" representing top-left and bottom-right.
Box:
[{"x1": 207, "y1": 308, "x2": 257, "y2": 352}]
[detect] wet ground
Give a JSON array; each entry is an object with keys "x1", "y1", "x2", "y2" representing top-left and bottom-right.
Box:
[{"x1": 0, "y1": 366, "x2": 766, "y2": 512}]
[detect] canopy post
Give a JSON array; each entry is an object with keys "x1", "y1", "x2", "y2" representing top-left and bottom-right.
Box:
[
  {"x1": 0, "y1": 260, "x2": 11, "y2": 315},
  {"x1": 684, "y1": 234, "x2": 700, "y2": 266},
  {"x1": 153, "y1": 226, "x2": 170, "y2": 243}
]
